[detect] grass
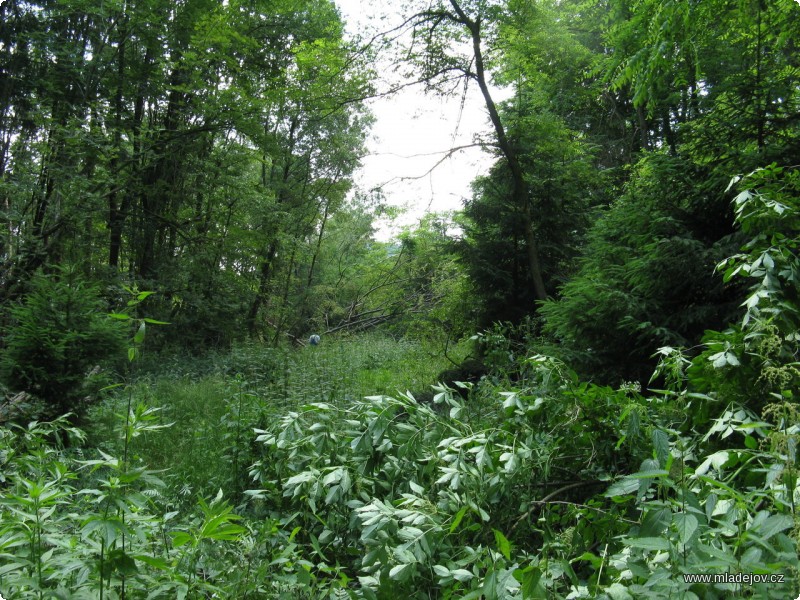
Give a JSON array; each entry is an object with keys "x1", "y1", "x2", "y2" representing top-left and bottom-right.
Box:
[{"x1": 87, "y1": 332, "x2": 458, "y2": 504}]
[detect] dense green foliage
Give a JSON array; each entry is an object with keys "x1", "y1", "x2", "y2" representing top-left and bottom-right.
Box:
[
  {"x1": 539, "y1": 155, "x2": 745, "y2": 382},
  {"x1": 1, "y1": 0, "x2": 799, "y2": 598},
  {"x1": 0, "y1": 0, "x2": 373, "y2": 346},
  {"x1": 1, "y1": 179, "x2": 799, "y2": 596},
  {"x1": 0, "y1": 268, "x2": 126, "y2": 416},
  {"x1": 450, "y1": 0, "x2": 800, "y2": 377}
]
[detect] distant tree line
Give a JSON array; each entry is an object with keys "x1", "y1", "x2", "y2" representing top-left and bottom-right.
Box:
[{"x1": 0, "y1": 0, "x2": 377, "y2": 347}]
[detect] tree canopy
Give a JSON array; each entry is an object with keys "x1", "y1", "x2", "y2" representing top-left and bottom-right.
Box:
[{"x1": 1, "y1": 0, "x2": 373, "y2": 346}]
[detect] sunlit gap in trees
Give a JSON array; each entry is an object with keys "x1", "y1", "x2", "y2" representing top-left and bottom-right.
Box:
[{"x1": 334, "y1": 0, "x2": 511, "y2": 242}]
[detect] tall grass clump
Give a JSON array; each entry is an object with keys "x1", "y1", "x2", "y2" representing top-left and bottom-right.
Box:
[{"x1": 87, "y1": 376, "x2": 259, "y2": 506}]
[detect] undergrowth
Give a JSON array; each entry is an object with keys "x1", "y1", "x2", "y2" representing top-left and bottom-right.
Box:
[
  {"x1": 1, "y1": 168, "x2": 798, "y2": 598},
  {"x1": 85, "y1": 334, "x2": 456, "y2": 507}
]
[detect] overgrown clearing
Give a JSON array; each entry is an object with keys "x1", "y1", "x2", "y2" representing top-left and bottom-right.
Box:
[
  {"x1": 86, "y1": 335, "x2": 456, "y2": 505},
  {"x1": 1, "y1": 0, "x2": 799, "y2": 597}
]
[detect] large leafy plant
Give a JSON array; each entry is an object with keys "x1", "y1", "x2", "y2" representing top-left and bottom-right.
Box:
[
  {"x1": 689, "y1": 165, "x2": 800, "y2": 407},
  {"x1": 245, "y1": 352, "x2": 653, "y2": 598},
  {"x1": 588, "y1": 166, "x2": 800, "y2": 598},
  {"x1": 0, "y1": 416, "x2": 254, "y2": 599}
]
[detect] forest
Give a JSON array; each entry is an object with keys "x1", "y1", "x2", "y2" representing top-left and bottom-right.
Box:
[{"x1": 0, "y1": 0, "x2": 798, "y2": 597}]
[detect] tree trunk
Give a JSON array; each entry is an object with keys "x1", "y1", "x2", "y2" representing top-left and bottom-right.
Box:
[
  {"x1": 246, "y1": 241, "x2": 278, "y2": 334},
  {"x1": 108, "y1": 14, "x2": 126, "y2": 268},
  {"x1": 448, "y1": 0, "x2": 547, "y2": 301}
]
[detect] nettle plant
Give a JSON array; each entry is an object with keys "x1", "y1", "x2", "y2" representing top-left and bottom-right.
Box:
[
  {"x1": 0, "y1": 290, "x2": 252, "y2": 600},
  {"x1": 0, "y1": 413, "x2": 251, "y2": 599}
]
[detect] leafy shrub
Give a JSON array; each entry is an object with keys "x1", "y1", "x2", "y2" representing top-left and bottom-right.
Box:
[
  {"x1": 0, "y1": 267, "x2": 126, "y2": 418},
  {"x1": 587, "y1": 166, "x2": 800, "y2": 598},
  {"x1": 0, "y1": 414, "x2": 258, "y2": 599},
  {"x1": 245, "y1": 353, "x2": 653, "y2": 598},
  {"x1": 540, "y1": 154, "x2": 744, "y2": 384},
  {"x1": 687, "y1": 165, "x2": 800, "y2": 409}
]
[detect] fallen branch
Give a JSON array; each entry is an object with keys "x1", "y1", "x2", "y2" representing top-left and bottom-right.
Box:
[{"x1": 510, "y1": 480, "x2": 614, "y2": 533}]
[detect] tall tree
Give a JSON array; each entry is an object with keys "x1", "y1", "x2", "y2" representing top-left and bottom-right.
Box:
[
  {"x1": 445, "y1": 0, "x2": 610, "y2": 323},
  {"x1": 398, "y1": 0, "x2": 549, "y2": 299},
  {"x1": 540, "y1": 0, "x2": 800, "y2": 383},
  {"x1": 0, "y1": 0, "x2": 373, "y2": 348}
]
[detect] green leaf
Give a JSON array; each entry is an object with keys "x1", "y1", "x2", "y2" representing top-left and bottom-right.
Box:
[
  {"x1": 606, "y1": 582, "x2": 634, "y2": 600},
  {"x1": 288, "y1": 526, "x2": 301, "y2": 542},
  {"x1": 695, "y1": 451, "x2": 730, "y2": 476},
  {"x1": 674, "y1": 513, "x2": 698, "y2": 545},
  {"x1": 389, "y1": 562, "x2": 413, "y2": 582},
  {"x1": 493, "y1": 528, "x2": 511, "y2": 560},
  {"x1": 709, "y1": 351, "x2": 728, "y2": 368},
  {"x1": 133, "y1": 555, "x2": 171, "y2": 571},
  {"x1": 705, "y1": 493, "x2": 718, "y2": 522},
  {"x1": 605, "y1": 478, "x2": 639, "y2": 497},
  {"x1": 629, "y1": 469, "x2": 669, "y2": 479},
  {"x1": 481, "y1": 569, "x2": 499, "y2": 599},
  {"x1": 433, "y1": 564, "x2": 451, "y2": 578},
  {"x1": 696, "y1": 542, "x2": 737, "y2": 565},
  {"x1": 170, "y1": 531, "x2": 194, "y2": 548},
  {"x1": 640, "y1": 508, "x2": 671, "y2": 538},
  {"x1": 652, "y1": 429, "x2": 670, "y2": 467},
  {"x1": 134, "y1": 322, "x2": 146, "y2": 344},
  {"x1": 519, "y1": 566, "x2": 544, "y2": 599},
  {"x1": 309, "y1": 532, "x2": 329, "y2": 561},
  {"x1": 753, "y1": 514, "x2": 793, "y2": 541},
  {"x1": 623, "y1": 537, "x2": 670, "y2": 551},
  {"x1": 82, "y1": 517, "x2": 126, "y2": 546},
  {"x1": 725, "y1": 352, "x2": 740, "y2": 366},
  {"x1": 107, "y1": 548, "x2": 139, "y2": 576},
  {"x1": 0, "y1": 562, "x2": 30, "y2": 577},
  {"x1": 450, "y1": 505, "x2": 468, "y2": 533}
]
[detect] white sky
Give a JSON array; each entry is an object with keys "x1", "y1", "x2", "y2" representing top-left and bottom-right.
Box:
[{"x1": 335, "y1": 0, "x2": 505, "y2": 238}]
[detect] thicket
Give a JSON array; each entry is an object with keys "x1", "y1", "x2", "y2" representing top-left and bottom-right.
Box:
[
  {"x1": 1, "y1": 167, "x2": 797, "y2": 599},
  {"x1": 456, "y1": 0, "x2": 799, "y2": 385},
  {"x1": 1, "y1": 0, "x2": 799, "y2": 597},
  {"x1": 539, "y1": 155, "x2": 746, "y2": 383}
]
